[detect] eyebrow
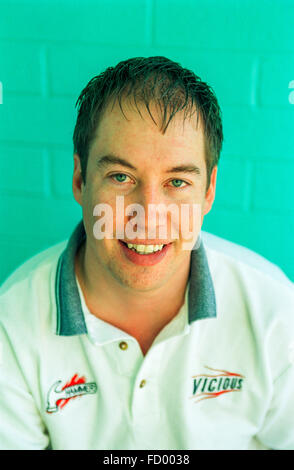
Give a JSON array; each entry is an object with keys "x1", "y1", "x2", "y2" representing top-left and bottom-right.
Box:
[
  {"x1": 95, "y1": 154, "x2": 201, "y2": 175},
  {"x1": 96, "y1": 155, "x2": 136, "y2": 171},
  {"x1": 165, "y1": 165, "x2": 201, "y2": 175}
]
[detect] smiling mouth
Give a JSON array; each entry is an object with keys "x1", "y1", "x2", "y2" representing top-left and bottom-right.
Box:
[{"x1": 120, "y1": 240, "x2": 170, "y2": 254}]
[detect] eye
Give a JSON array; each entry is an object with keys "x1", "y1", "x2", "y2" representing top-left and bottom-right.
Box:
[
  {"x1": 110, "y1": 173, "x2": 132, "y2": 184},
  {"x1": 169, "y1": 179, "x2": 189, "y2": 188}
]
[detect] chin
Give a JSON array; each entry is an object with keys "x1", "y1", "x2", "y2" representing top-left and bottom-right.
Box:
[{"x1": 111, "y1": 265, "x2": 168, "y2": 292}]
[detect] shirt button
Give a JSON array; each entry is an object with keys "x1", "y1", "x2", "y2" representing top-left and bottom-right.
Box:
[
  {"x1": 139, "y1": 379, "x2": 146, "y2": 388},
  {"x1": 119, "y1": 341, "x2": 128, "y2": 350}
]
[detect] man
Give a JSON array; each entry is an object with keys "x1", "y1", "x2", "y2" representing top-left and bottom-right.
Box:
[{"x1": 0, "y1": 56, "x2": 293, "y2": 450}]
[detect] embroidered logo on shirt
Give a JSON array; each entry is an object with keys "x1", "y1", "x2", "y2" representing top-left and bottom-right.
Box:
[
  {"x1": 46, "y1": 374, "x2": 97, "y2": 413},
  {"x1": 191, "y1": 366, "x2": 245, "y2": 403}
]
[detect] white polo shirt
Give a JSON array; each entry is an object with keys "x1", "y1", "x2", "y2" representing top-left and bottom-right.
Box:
[{"x1": 0, "y1": 220, "x2": 294, "y2": 450}]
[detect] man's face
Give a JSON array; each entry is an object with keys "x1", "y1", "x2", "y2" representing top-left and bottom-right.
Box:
[{"x1": 73, "y1": 99, "x2": 217, "y2": 292}]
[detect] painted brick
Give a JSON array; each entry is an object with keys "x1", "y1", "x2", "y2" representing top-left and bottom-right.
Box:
[
  {"x1": 154, "y1": 0, "x2": 294, "y2": 53},
  {"x1": 202, "y1": 209, "x2": 294, "y2": 281},
  {"x1": 0, "y1": 0, "x2": 150, "y2": 45},
  {"x1": 251, "y1": 159, "x2": 294, "y2": 213},
  {"x1": 0, "y1": 96, "x2": 76, "y2": 145},
  {"x1": 221, "y1": 106, "x2": 294, "y2": 159},
  {"x1": 51, "y1": 148, "x2": 75, "y2": 198},
  {"x1": 0, "y1": 193, "x2": 81, "y2": 240},
  {"x1": 213, "y1": 157, "x2": 252, "y2": 211},
  {"x1": 0, "y1": 41, "x2": 42, "y2": 94},
  {"x1": 259, "y1": 54, "x2": 294, "y2": 107},
  {"x1": 0, "y1": 144, "x2": 47, "y2": 195}
]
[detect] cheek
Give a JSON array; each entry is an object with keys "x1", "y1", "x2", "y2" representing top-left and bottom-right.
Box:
[
  {"x1": 82, "y1": 184, "x2": 115, "y2": 218},
  {"x1": 84, "y1": 194, "x2": 124, "y2": 242},
  {"x1": 178, "y1": 203, "x2": 202, "y2": 240}
]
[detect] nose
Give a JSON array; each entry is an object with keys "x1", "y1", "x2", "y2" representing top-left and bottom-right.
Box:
[{"x1": 126, "y1": 183, "x2": 172, "y2": 241}]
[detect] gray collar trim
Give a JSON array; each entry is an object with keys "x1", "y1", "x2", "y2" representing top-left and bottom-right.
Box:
[{"x1": 55, "y1": 220, "x2": 217, "y2": 336}]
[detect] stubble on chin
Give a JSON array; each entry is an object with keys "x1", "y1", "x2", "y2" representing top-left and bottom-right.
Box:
[{"x1": 104, "y1": 254, "x2": 165, "y2": 292}]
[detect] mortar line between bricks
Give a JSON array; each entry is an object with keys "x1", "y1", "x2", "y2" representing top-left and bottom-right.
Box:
[
  {"x1": 145, "y1": 0, "x2": 155, "y2": 46},
  {"x1": 0, "y1": 140, "x2": 71, "y2": 151},
  {"x1": 242, "y1": 160, "x2": 253, "y2": 213},
  {"x1": 0, "y1": 33, "x2": 294, "y2": 57},
  {"x1": 42, "y1": 148, "x2": 52, "y2": 198},
  {"x1": 40, "y1": 45, "x2": 49, "y2": 98},
  {"x1": 1, "y1": 36, "x2": 293, "y2": 55}
]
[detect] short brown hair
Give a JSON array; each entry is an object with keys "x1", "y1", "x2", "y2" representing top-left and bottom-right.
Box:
[{"x1": 73, "y1": 56, "x2": 223, "y2": 189}]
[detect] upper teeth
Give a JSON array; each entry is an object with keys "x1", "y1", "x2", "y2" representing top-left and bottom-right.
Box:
[{"x1": 127, "y1": 243, "x2": 164, "y2": 254}]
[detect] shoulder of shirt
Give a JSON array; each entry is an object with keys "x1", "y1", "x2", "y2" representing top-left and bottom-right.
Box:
[
  {"x1": 201, "y1": 230, "x2": 294, "y2": 313},
  {"x1": 202, "y1": 230, "x2": 292, "y2": 285},
  {"x1": 0, "y1": 240, "x2": 67, "y2": 330}
]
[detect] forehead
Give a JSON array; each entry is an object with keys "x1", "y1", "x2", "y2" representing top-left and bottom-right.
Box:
[
  {"x1": 98, "y1": 96, "x2": 202, "y2": 135},
  {"x1": 89, "y1": 98, "x2": 205, "y2": 164}
]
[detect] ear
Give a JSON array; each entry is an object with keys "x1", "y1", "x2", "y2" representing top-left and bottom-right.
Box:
[
  {"x1": 203, "y1": 165, "x2": 218, "y2": 216},
  {"x1": 72, "y1": 153, "x2": 84, "y2": 206}
]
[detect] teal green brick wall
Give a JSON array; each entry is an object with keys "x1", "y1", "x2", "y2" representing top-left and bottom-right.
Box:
[{"x1": 0, "y1": 0, "x2": 293, "y2": 282}]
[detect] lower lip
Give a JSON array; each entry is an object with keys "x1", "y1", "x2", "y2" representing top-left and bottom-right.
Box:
[{"x1": 119, "y1": 240, "x2": 172, "y2": 266}]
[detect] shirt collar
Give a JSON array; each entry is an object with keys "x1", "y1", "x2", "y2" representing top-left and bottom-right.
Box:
[{"x1": 55, "y1": 220, "x2": 217, "y2": 336}]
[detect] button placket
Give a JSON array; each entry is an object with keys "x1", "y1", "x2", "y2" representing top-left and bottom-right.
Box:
[
  {"x1": 131, "y1": 343, "x2": 164, "y2": 423},
  {"x1": 114, "y1": 339, "x2": 144, "y2": 377}
]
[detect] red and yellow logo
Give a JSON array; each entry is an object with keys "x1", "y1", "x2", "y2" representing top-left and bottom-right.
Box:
[{"x1": 191, "y1": 366, "x2": 245, "y2": 403}]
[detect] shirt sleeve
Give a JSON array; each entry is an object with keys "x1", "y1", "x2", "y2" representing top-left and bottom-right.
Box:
[
  {"x1": 255, "y1": 363, "x2": 294, "y2": 450},
  {"x1": 254, "y1": 293, "x2": 294, "y2": 451},
  {"x1": 0, "y1": 323, "x2": 50, "y2": 450}
]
